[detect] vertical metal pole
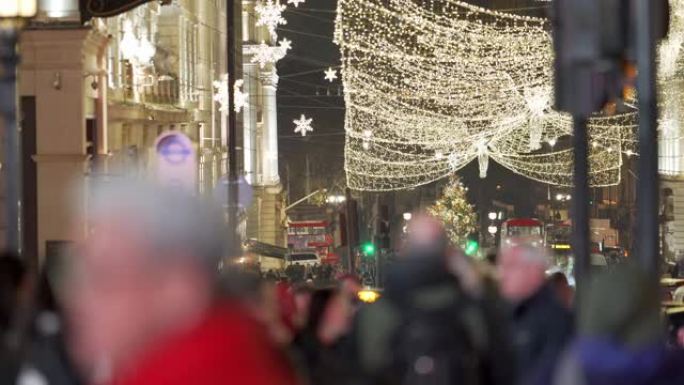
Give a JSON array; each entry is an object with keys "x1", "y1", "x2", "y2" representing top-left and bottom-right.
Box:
[
  {"x1": 345, "y1": 187, "x2": 354, "y2": 273},
  {"x1": 634, "y1": 0, "x2": 660, "y2": 274},
  {"x1": 0, "y1": 28, "x2": 21, "y2": 255},
  {"x1": 226, "y1": 0, "x2": 240, "y2": 257},
  {"x1": 305, "y1": 153, "x2": 311, "y2": 195},
  {"x1": 572, "y1": 116, "x2": 590, "y2": 297}
]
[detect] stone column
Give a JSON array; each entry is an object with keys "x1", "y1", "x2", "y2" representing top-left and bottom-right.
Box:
[
  {"x1": 259, "y1": 70, "x2": 279, "y2": 186},
  {"x1": 243, "y1": 62, "x2": 258, "y2": 184}
]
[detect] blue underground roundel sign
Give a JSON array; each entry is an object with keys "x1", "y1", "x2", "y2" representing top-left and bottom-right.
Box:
[{"x1": 157, "y1": 134, "x2": 192, "y2": 165}]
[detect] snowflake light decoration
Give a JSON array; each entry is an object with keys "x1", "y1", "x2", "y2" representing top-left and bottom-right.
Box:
[
  {"x1": 324, "y1": 67, "x2": 338, "y2": 82},
  {"x1": 250, "y1": 41, "x2": 287, "y2": 68},
  {"x1": 213, "y1": 74, "x2": 248, "y2": 113},
  {"x1": 233, "y1": 80, "x2": 248, "y2": 113},
  {"x1": 255, "y1": 0, "x2": 287, "y2": 40},
  {"x1": 293, "y1": 114, "x2": 314, "y2": 136},
  {"x1": 288, "y1": 0, "x2": 306, "y2": 7}
]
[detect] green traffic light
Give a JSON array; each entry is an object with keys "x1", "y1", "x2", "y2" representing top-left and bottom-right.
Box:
[
  {"x1": 464, "y1": 239, "x2": 479, "y2": 256},
  {"x1": 362, "y1": 242, "x2": 376, "y2": 256}
]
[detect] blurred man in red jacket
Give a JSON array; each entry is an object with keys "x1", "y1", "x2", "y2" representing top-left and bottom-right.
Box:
[{"x1": 59, "y1": 181, "x2": 299, "y2": 385}]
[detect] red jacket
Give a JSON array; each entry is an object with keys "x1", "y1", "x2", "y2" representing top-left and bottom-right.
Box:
[{"x1": 111, "y1": 303, "x2": 299, "y2": 385}]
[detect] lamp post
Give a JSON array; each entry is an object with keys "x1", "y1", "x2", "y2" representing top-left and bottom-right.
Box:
[{"x1": 0, "y1": 0, "x2": 36, "y2": 255}]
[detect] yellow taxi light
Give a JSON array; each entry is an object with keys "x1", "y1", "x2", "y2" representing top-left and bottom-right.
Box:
[{"x1": 358, "y1": 290, "x2": 381, "y2": 304}]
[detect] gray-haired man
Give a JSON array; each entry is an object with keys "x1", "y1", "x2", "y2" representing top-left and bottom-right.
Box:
[{"x1": 498, "y1": 243, "x2": 573, "y2": 385}]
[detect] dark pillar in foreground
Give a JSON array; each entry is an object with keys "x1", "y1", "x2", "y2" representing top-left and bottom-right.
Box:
[
  {"x1": 572, "y1": 116, "x2": 590, "y2": 295},
  {"x1": 0, "y1": 28, "x2": 21, "y2": 255},
  {"x1": 634, "y1": 0, "x2": 661, "y2": 275},
  {"x1": 226, "y1": 0, "x2": 240, "y2": 258}
]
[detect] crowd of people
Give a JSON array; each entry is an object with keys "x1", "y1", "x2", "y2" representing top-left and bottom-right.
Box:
[{"x1": 1, "y1": 180, "x2": 684, "y2": 385}]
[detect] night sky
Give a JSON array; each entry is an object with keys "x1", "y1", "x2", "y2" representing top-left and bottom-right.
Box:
[{"x1": 276, "y1": 0, "x2": 553, "y2": 216}]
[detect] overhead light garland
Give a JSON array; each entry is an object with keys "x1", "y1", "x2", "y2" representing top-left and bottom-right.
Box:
[{"x1": 335, "y1": 0, "x2": 684, "y2": 191}]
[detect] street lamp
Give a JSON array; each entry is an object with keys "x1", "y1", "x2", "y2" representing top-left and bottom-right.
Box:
[
  {"x1": 0, "y1": 0, "x2": 37, "y2": 254},
  {"x1": 488, "y1": 212, "x2": 497, "y2": 221},
  {"x1": 403, "y1": 212, "x2": 412, "y2": 221},
  {"x1": 488, "y1": 225, "x2": 498, "y2": 235}
]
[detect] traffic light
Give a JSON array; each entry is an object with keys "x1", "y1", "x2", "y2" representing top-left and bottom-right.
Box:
[
  {"x1": 552, "y1": 0, "x2": 669, "y2": 117},
  {"x1": 464, "y1": 239, "x2": 479, "y2": 257},
  {"x1": 362, "y1": 242, "x2": 376, "y2": 257}
]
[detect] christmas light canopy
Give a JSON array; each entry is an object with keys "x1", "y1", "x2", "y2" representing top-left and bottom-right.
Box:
[{"x1": 334, "y1": 0, "x2": 684, "y2": 191}]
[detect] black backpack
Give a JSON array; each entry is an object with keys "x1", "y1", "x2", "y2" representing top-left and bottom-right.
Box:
[{"x1": 383, "y1": 292, "x2": 485, "y2": 385}]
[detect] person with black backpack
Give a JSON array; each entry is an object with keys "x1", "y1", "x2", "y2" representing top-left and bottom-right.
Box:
[{"x1": 352, "y1": 214, "x2": 515, "y2": 385}]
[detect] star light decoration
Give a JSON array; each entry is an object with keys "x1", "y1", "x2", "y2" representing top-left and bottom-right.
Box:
[
  {"x1": 213, "y1": 74, "x2": 248, "y2": 113},
  {"x1": 324, "y1": 67, "x2": 338, "y2": 82},
  {"x1": 293, "y1": 114, "x2": 314, "y2": 136},
  {"x1": 334, "y1": 0, "x2": 684, "y2": 191},
  {"x1": 255, "y1": 0, "x2": 287, "y2": 40},
  {"x1": 288, "y1": 0, "x2": 306, "y2": 7}
]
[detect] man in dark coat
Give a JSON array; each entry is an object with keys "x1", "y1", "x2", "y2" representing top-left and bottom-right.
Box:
[
  {"x1": 498, "y1": 243, "x2": 573, "y2": 384},
  {"x1": 354, "y1": 215, "x2": 515, "y2": 385}
]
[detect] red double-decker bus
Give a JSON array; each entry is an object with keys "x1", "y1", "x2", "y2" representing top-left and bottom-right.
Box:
[
  {"x1": 500, "y1": 218, "x2": 545, "y2": 248},
  {"x1": 287, "y1": 221, "x2": 336, "y2": 264}
]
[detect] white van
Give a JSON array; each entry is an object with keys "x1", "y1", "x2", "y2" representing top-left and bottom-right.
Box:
[{"x1": 286, "y1": 252, "x2": 320, "y2": 266}]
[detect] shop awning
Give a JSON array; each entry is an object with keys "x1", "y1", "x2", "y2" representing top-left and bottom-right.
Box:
[{"x1": 245, "y1": 239, "x2": 287, "y2": 259}]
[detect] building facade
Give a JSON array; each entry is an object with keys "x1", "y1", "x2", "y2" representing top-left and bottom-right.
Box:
[{"x1": 4, "y1": 0, "x2": 287, "y2": 264}]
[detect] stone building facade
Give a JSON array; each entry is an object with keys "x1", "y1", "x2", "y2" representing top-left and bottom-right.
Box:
[{"x1": 3, "y1": 0, "x2": 286, "y2": 264}]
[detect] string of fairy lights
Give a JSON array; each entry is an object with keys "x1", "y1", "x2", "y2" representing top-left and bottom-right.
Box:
[{"x1": 334, "y1": 0, "x2": 684, "y2": 191}]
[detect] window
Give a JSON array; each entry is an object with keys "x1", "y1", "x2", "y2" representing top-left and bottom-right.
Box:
[
  {"x1": 288, "y1": 254, "x2": 318, "y2": 262},
  {"x1": 508, "y1": 226, "x2": 542, "y2": 237}
]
